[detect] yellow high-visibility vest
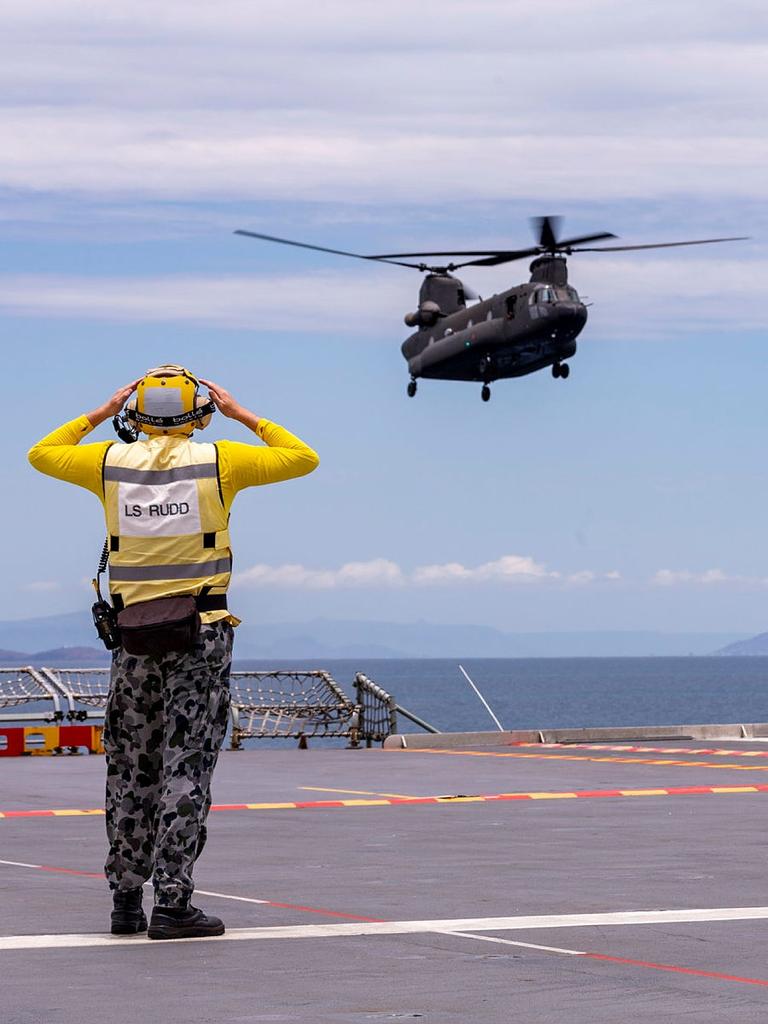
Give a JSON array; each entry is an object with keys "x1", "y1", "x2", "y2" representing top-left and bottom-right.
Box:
[{"x1": 103, "y1": 437, "x2": 231, "y2": 609}]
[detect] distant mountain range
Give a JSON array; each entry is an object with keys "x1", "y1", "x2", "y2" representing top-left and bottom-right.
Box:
[
  {"x1": 715, "y1": 633, "x2": 768, "y2": 656},
  {"x1": 0, "y1": 610, "x2": 754, "y2": 661},
  {"x1": 0, "y1": 646, "x2": 109, "y2": 667}
]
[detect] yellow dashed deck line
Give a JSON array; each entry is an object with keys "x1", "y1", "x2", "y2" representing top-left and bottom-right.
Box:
[
  {"x1": 407, "y1": 749, "x2": 768, "y2": 772},
  {"x1": 244, "y1": 802, "x2": 296, "y2": 810},
  {"x1": 528, "y1": 792, "x2": 579, "y2": 800},
  {"x1": 299, "y1": 786, "x2": 418, "y2": 798},
  {"x1": 330, "y1": 799, "x2": 391, "y2": 807},
  {"x1": 619, "y1": 789, "x2": 670, "y2": 797},
  {"x1": 9, "y1": 784, "x2": 768, "y2": 820},
  {"x1": 519, "y1": 742, "x2": 768, "y2": 758},
  {"x1": 50, "y1": 809, "x2": 104, "y2": 817},
  {"x1": 711, "y1": 786, "x2": 759, "y2": 794}
]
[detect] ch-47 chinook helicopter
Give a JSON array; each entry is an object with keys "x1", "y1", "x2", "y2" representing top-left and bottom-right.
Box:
[{"x1": 235, "y1": 217, "x2": 747, "y2": 402}]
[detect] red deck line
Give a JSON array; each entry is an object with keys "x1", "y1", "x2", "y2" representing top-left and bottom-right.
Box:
[
  {"x1": 585, "y1": 951, "x2": 768, "y2": 987},
  {"x1": 260, "y1": 900, "x2": 384, "y2": 922},
  {"x1": 37, "y1": 865, "x2": 104, "y2": 879},
  {"x1": 0, "y1": 859, "x2": 380, "y2": 922}
]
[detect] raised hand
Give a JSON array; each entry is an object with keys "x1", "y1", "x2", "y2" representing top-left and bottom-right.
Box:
[
  {"x1": 87, "y1": 379, "x2": 142, "y2": 427},
  {"x1": 199, "y1": 378, "x2": 261, "y2": 432}
]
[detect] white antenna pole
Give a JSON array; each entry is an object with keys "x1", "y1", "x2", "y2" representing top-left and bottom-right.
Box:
[{"x1": 458, "y1": 664, "x2": 505, "y2": 732}]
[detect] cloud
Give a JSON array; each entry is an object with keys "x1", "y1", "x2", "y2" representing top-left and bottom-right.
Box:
[
  {"x1": 22, "y1": 581, "x2": 61, "y2": 592},
  {"x1": 0, "y1": 109, "x2": 764, "y2": 203},
  {"x1": 651, "y1": 568, "x2": 764, "y2": 586},
  {"x1": 235, "y1": 555, "x2": 619, "y2": 590},
  {"x1": 236, "y1": 558, "x2": 404, "y2": 590},
  {"x1": 0, "y1": 257, "x2": 763, "y2": 336},
  {"x1": 412, "y1": 555, "x2": 557, "y2": 585},
  {"x1": 0, "y1": 271, "x2": 408, "y2": 332},
  {"x1": 0, "y1": 4, "x2": 766, "y2": 204}
]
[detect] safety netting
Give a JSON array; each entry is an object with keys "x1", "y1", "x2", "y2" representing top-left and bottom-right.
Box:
[
  {"x1": 0, "y1": 666, "x2": 399, "y2": 745},
  {"x1": 46, "y1": 669, "x2": 111, "y2": 719},
  {"x1": 230, "y1": 670, "x2": 359, "y2": 745},
  {"x1": 0, "y1": 667, "x2": 65, "y2": 718}
]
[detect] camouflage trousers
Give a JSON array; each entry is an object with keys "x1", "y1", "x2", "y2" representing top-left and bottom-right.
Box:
[{"x1": 103, "y1": 619, "x2": 233, "y2": 907}]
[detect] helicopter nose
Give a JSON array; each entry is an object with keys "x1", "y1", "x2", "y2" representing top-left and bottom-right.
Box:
[{"x1": 557, "y1": 303, "x2": 587, "y2": 327}]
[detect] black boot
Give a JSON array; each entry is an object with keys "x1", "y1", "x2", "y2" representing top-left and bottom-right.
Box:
[
  {"x1": 147, "y1": 904, "x2": 225, "y2": 941},
  {"x1": 111, "y1": 888, "x2": 147, "y2": 935}
]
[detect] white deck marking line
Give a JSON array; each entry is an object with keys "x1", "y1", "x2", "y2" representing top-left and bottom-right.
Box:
[
  {"x1": 3, "y1": 906, "x2": 768, "y2": 950},
  {"x1": 438, "y1": 930, "x2": 584, "y2": 956},
  {"x1": 0, "y1": 858, "x2": 42, "y2": 870},
  {"x1": 183, "y1": 887, "x2": 270, "y2": 905}
]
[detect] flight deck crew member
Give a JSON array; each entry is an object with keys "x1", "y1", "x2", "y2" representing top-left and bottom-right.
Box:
[{"x1": 28, "y1": 366, "x2": 319, "y2": 940}]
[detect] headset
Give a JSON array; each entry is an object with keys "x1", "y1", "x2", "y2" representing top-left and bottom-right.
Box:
[{"x1": 113, "y1": 365, "x2": 216, "y2": 443}]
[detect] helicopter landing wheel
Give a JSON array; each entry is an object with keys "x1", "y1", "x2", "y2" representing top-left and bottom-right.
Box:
[
  {"x1": 407, "y1": 379, "x2": 417, "y2": 398},
  {"x1": 481, "y1": 384, "x2": 491, "y2": 402},
  {"x1": 552, "y1": 363, "x2": 561, "y2": 379},
  {"x1": 559, "y1": 363, "x2": 570, "y2": 379}
]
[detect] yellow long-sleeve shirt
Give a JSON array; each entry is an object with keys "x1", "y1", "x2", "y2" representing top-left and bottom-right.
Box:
[
  {"x1": 28, "y1": 415, "x2": 319, "y2": 622},
  {"x1": 28, "y1": 415, "x2": 319, "y2": 509}
]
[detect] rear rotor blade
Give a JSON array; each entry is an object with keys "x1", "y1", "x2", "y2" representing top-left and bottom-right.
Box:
[
  {"x1": 570, "y1": 236, "x2": 750, "y2": 253},
  {"x1": 234, "y1": 229, "x2": 425, "y2": 269},
  {"x1": 533, "y1": 215, "x2": 563, "y2": 250}
]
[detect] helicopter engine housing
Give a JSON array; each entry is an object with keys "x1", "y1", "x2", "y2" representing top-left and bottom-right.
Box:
[
  {"x1": 404, "y1": 300, "x2": 441, "y2": 328},
  {"x1": 529, "y1": 255, "x2": 569, "y2": 286}
]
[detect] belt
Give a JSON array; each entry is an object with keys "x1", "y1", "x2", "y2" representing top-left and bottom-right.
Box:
[{"x1": 111, "y1": 593, "x2": 227, "y2": 613}]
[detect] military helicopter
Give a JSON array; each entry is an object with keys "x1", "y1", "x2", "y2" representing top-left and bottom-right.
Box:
[{"x1": 235, "y1": 217, "x2": 747, "y2": 401}]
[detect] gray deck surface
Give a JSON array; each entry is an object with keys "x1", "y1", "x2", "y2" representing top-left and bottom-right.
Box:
[{"x1": 3, "y1": 739, "x2": 768, "y2": 1022}]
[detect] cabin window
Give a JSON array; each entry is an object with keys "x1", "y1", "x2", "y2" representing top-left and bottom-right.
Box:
[
  {"x1": 467, "y1": 319, "x2": 473, "y2": 327},
  {"x1": 457, "y1": 287, "x2": 466, "y2": 306},
  {"x1": 486, "y1": 310, "x2": 493, "y2": 320},
  {"x1": 506, "y1": 295, "x2": 517, "y2": 319}
]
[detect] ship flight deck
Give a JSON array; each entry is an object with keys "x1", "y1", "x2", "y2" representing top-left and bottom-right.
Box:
[{"x1": 3, "y1": 735, "x2": 768, "y2": 1022}]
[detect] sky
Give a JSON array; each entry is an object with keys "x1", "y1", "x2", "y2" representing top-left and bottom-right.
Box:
[{"x1": 3, "y1": 0, "x2": 768, "y2": 633}]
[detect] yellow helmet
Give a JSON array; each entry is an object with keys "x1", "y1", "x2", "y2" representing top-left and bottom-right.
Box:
[{"x1": 125, "y1": 365, "x2": 214, "y2": 436}]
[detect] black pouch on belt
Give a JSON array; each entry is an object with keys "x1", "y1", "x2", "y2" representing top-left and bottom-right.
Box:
[{"x1": 117, "y1": 596, "x2": 201, "y2": 657}]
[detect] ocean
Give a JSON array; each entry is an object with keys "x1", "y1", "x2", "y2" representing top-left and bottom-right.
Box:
[
  {"x1": 5, "y1": 657, "x2": 768, "y2": 747},
  {"x1": 236, "y1": 656, "x2": 768, "y2": 735}
]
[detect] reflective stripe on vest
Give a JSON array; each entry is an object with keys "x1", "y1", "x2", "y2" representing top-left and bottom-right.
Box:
[
  {"x1": 104, "y1": 439, "x2": 231, "y2": 607},
  {"x1": 103, "y1": 464, "x2": 218, "y2": 484},
  {"x1": 109, "y1": 557, "x2": 232, "y2": 582}
]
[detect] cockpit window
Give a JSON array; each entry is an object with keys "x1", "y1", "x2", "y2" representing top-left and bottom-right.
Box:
[
  {"x1": 556, "y1": 286, "x2": 580, "y2": 302},
  {"x1": 530, "y1": 287, "x2": 554, "y2": 304}
]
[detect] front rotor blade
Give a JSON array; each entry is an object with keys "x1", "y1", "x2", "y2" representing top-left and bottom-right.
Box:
[
  {"x1": 235, "y1": 229, "x2": 424, "y2": 269},
  {"x1": 367, "y1": 249, "x2": 518, "y2": 258},
  {"x1": 453, "y1": 248, "x2": 542, "y2": 268},
  {"x1": 557, "y1": 231, "x2": 617, "y2": 249},
  {"x1": 571, "y1": 236, "x2": 750, "y2": 253}
]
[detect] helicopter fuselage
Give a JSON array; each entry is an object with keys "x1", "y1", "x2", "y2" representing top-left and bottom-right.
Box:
[{"x1": 401, "y1": 270, "x2": 587, "y2": 384}]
